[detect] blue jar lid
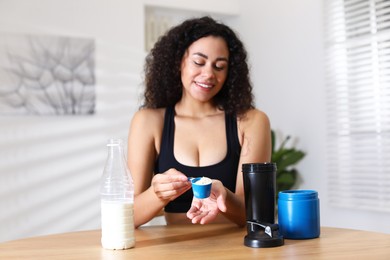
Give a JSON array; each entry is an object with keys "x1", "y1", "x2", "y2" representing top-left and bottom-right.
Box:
[{"x1": 278, "y1": 190, "x2": 318, "y2": 201}]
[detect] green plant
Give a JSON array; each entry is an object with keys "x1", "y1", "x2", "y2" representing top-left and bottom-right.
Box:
[{"x1": 271, "y1": 130, "x2": 306, "y2": 195}]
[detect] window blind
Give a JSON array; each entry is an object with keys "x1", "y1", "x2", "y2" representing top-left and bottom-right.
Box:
[{"x1": 324, "y1": 0, "x2": 390, "y2": 212}]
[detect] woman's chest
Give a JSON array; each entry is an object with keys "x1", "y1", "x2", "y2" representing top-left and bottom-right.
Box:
[{"x1": 173, "y1": 115, "x2": 227, "y2": 167}]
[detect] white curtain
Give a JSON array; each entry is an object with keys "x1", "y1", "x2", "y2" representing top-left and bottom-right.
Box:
[{"x1": 324, "y1": 0, "x2": 390, "y2": 212}]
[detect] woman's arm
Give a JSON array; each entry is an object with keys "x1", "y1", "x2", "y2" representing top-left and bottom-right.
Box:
[
  {"x1": 127, "y1": 109, "x2": 191, "y2": 228},
  {"x1": 224, "y1": 108, "x2": 272, "y2": 226},
  {"x1": 127, "y1": 109, "x2": 163, "y2": 227}
]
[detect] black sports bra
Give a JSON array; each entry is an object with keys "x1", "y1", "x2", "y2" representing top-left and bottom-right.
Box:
[{"x1": 154, "y1": 106, "x2": 241, "y2": 213}]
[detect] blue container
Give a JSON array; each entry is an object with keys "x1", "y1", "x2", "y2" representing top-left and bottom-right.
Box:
[
  {"x1": 278, "y1": 190, "x2": 320, "y2": 239},
  {"x1": 191, "y1": 177, "x2": 212, "y2": 199}
]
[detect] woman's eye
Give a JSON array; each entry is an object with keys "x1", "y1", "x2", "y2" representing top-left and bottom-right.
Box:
[
  {"x1": 214, "y1": 64, "x2": 226, "y2": 71},
  {"x1": 193, "y1": 60, "x2": 204, "y2": 66}
]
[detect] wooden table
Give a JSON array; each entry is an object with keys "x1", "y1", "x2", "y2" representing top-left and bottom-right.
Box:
[{"x1": 0, "y1": 224, "x2": 389, "y2": 259}]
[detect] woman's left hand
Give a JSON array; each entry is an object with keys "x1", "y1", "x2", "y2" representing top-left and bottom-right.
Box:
[{"x1": 186, "y1": 180, "x2": 227, "y2": 224}]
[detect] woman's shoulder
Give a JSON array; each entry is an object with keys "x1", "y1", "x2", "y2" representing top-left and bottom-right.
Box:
[
  {"x1": 237, "y1": 108, "x2": 270, "y2": 133},
  {"x1": 131, "y1": 108, "x2": 166, "y2": 130},
  {"x1": 239, "y1": 108, "x2": 270, "y2": 124},
  {"x1": 133, "y1": 107, "x2": 165, "y2": 118}
]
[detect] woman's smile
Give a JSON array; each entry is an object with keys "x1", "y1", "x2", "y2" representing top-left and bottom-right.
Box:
[{"x1": 195, "y1": 81, "x2": 214, "y2": 90}]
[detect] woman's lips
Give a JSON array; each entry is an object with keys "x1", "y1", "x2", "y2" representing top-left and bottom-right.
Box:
[{"x1": 195, "y1": 82, "x2": 214, "y2": 89}]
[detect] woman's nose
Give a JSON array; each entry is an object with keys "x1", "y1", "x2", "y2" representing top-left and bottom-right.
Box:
[{"x1": 202, "y1": 65, "x2": 215, "y2": 78}]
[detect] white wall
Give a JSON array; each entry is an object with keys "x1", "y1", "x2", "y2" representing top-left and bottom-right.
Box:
[
  {"x1": 0, "y1": 0, "x2": 146, "y2": 242},
  {"x1": 0, "y1": 0, "x2": 388, "y2": 243}
]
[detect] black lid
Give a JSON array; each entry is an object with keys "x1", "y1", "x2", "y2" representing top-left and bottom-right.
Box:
[{"x1": 242, "y1": 163, "x2": 276, "y2": 173}]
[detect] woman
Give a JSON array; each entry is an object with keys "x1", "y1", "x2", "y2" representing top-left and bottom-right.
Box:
[{"x1": 127, "y1": 16, "x2": 271, "y2": 228}]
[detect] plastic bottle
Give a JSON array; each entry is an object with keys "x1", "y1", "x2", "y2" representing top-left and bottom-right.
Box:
[{"x1": 100, "y1": 138, "x2": 135, "y2": 249}]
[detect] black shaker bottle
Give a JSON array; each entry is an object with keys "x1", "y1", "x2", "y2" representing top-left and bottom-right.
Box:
[{"x1": 242, "y1": 163, "x2": 283, "y2": 248}]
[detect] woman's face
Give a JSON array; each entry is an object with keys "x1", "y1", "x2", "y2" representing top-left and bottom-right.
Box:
[{"x1": 180, "y1": 36, "x2": 229, "y2": 103}]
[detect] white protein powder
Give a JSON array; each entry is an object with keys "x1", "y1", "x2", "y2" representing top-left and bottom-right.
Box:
[{"x1": 195, "y1": 177, "x2": 212, "y2": 185}]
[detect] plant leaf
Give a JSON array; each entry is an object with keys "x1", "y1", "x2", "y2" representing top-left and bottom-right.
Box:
[
  {"x1": 276, "y1": 169, "x2": 297, "y2": 193},
  {"x1": 279, "y1": 135, "x2": 291, "y2": 150},
  {"x1": 271, "y1": 130, "x2": 275, "y2": 153},
  {"x1": 271, "y1": 129, "x2": 306, "y2": 195},
  {"x1": 272, "y1": 148, "x2": 294, "y2": 163},
  {"x1": 277, "y1": 151, "x2": 305, "y2": 172}
]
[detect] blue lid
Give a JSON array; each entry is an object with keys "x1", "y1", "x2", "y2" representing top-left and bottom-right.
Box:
[{"x1": 278, "y1": 190, "x2": 318, "y2": 200}]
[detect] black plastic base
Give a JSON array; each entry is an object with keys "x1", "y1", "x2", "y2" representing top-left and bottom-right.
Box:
[{"x1": 244, "y1": 233, "x2": 284, "y2": 248}]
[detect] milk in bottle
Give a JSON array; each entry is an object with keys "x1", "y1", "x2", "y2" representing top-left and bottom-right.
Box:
[{"x1": 100, "y1": 138, "x2": 135, "y2": 249}]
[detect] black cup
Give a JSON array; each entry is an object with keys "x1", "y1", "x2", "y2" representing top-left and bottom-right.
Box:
[
  {"x1": 242, "y1": 163, "x2": 283, "y2": 248},
  {"x1": 242, "y1": 163, "x2": 276, "y2": 224}
]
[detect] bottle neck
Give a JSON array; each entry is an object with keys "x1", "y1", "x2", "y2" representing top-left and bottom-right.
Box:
[
  {"x1": 107, "y1": 138, "x2": 125, "y2": 160},
  {"x1": 108, "y1": 145, "x2": 124, "y2": 158},
  {"x1": 101, "y1": 138, "x2": 133, "y2": 200},
  {"x1": 106, "y1": 143, "x2": 128, "y2": 173}
]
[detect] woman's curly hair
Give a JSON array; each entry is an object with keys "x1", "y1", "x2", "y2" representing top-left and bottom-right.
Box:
[{"x1": 142, "y1": 16, "x2": 254, "y2": 116}]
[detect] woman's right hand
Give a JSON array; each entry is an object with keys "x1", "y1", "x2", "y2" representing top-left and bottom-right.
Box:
[{"x1": 151, "y1": 168, "x2": 191, "y2": 202}]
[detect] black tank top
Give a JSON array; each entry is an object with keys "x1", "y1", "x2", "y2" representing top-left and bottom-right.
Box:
[{"x1": 154, "y1": 106, "x2": 241, "y2": 213}]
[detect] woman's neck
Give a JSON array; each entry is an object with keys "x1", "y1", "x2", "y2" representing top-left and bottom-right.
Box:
[{"x1": 174, "y1": 100, "x2": 221, "y2": 118}]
